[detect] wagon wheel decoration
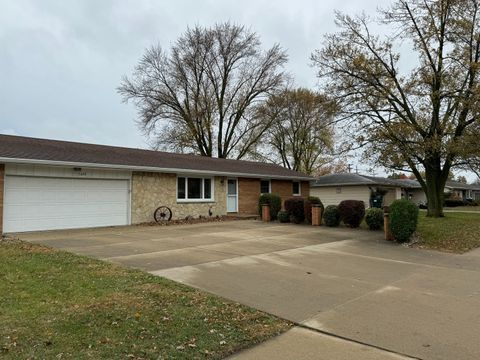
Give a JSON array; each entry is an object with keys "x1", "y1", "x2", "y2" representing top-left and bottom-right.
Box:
[{"x1": 154, "y1": 206, "x2": 172, "y2": 223}]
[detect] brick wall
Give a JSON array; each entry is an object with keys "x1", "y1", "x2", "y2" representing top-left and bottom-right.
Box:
[
  {"x1": 271, "y1": 179, "x2": 292, "y2": 201},
  {"x1": 0, "y1": 164, "x2": 4, "y2": 234},
  {"x1": 301, "y1": 181, "x2": 310, "y2": 197},
  {"x1": 238, "y1": 178, "x2": 261, "y2": 215},
  {"x1": 237, "y1": 178, "x2": 310, "y2": 215}
]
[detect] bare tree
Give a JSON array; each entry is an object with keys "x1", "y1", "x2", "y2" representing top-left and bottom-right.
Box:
[
  {"x1": 118, "y1": 23, "x2": 288, "y2": 159},
  {"x1": 312, "y1": 0, "x2": 480, "y2": 217},
  {"x1": 253, "y1": 88, "x2": 336, "y2": 175}
]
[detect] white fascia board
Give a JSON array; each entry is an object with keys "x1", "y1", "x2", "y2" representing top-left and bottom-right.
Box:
[
  {"x1": 311, "y1": 182, "x2": 421, "y2": 189},
  {"x1": 0, "y1": 157, "x2": 314, "y2": 181}
]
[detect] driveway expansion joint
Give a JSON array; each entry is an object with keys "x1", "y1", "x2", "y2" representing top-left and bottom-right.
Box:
[{"x1": 294, "y1": 324, "x2": 422, "y2": 360}]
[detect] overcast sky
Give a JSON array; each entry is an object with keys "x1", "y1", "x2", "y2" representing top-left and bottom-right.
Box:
[
  {"x1": 0, "y1": 0, "x2": 384, "y2": 146},
  {"x1": 1, "y1": 0, "x2": 475, "y2": 180}
]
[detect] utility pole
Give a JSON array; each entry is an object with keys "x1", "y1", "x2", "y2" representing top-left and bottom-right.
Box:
[{"x1": 347, "y1": 164, "x2": 352, "y2": 173}]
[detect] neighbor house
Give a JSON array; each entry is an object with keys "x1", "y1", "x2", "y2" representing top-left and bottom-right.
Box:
[
  {"x1": 0, "y1": 134, "x2": 311, "y2": 233},
  {"x1": 443, "y1": 180, "x2": 480, "y2": 201},
  {"x1": 310, "y1": 173, "x2": 480, "y2": 207},
  {"x1": 310, "y1": 173, "x2": 406, "y2": 207}
]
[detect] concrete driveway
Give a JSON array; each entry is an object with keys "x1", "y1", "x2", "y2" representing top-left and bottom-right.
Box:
[{"x1": 19, "y1": 220, "x2": 480, "y2": 360}]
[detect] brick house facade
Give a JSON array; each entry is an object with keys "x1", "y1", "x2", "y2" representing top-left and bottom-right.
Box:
[
  {"x1": 0, "y1": 135, "x2": 312, "y2": 233},
  {"x1": 238, "y1": 178, "x2": 310, "y2": 215}
]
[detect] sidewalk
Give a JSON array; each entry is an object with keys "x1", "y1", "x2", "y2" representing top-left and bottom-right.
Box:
[{"x1": 228, "y1": 327, "x2": 416, "y2": 360}]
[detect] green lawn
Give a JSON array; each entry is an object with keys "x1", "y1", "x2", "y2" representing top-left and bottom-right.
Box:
[
  {"x1": 0, "y1": 240, "x2": 291, "y2": 359},
  {"x1": 416, "y1": 211, "x2": 480, "y2": 253},
  {"x1": 444, "y1": 206, "x2": 480, "y2": 212}
]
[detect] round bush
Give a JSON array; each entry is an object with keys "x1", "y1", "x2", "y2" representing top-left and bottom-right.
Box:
[
  {"x1": 338, "y1": 200, "x2": 366, "y2": 228},
  {"x1": 389, "y1": 199, "x2": 419, "y2": 242},
  {"x1": 323, "y1": 205, "x2": 340, "y2": 227},
  {"x1": 365, "y1": 208, "x2": 384, "y2": 230},
  {"x1": 284, "y1": 197, "x2": 306, "y2": 224},
  {"x1": 277, "y1": 210, "x2": 290, "y2": 223},
  {"x1": 304, "y1": 196, "x2": 324, "y2": 224},
  {"x1": 258, "y1": 193, "x2": 282, "y2": 220}
]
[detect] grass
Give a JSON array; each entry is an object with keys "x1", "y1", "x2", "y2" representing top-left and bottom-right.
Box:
[
  {"x1": 0, "y1": 240, "x2": 291, "y2": 359},
  {"x1": 444, "y1": 206, "x2": 480, "y2": 212},
  {"x1": 416, "y1": 211, "x2": 480, "y2": 253}
]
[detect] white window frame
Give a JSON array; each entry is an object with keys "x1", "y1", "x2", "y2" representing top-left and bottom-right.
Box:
[
  {"x1": 176, "y1": 176, "x2": 215, "y2": 203},
  {"x1": 292, "y1": 181, "x2": 301, "y2": 196},
  {"x1": 260, "y1": 179, "x2": 271, "y2": 194}
]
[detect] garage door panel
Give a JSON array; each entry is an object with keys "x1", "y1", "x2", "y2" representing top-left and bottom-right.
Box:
[
  {"x1": 4, "y1": 176, "x2": 130, "y2": 232},
  {"x1": 84, "y1": 190, "x2": 128, "y2": 202},
  {"x1": 12, "y1": 203, "x2": 127, "y2": 218}
]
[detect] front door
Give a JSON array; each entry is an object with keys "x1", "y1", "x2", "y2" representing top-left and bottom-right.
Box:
[{"x1": 227, "y1": 179, "x2": 238, "y2": 212}]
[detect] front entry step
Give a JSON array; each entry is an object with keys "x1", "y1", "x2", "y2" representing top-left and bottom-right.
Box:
[{"x1": 226, "y1": 214, "x2": 260, "y2": 220}]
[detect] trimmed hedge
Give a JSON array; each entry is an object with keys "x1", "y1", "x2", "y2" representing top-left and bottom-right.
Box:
[
  {"x1": 258, "y1": 193, "x2": 282, "y2": 220},
  {"x1": 323, "y1": 205, "x2": 341, "y2": 227},
  {"x1": 338, "y1": 200, "x2": 366, "y2": 228},
  {"x1": 277, "y1": 210, "x2": 290, "y2": 223},
  {"x1": 389, "y1": 199, "x2": 419, "y2": 242},
  {"x1": 284, "y1": 197, "x2": 306, "y2": 224},
  {"x1": 304, "y1": 196, "x2": 324, "y2": 224},
  {"x1": 444, "y1": 199, "x2": 467, "y2": 207},
  {"x1": 365, "y1": 208, "x2": 383, "y2": 230}
]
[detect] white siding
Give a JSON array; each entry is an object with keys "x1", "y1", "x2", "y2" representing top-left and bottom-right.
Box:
[
  {"x1": 409, "y1": 189, "x2": 427, "y2": 204},
  {"x1": 383, "y1": 187, "x2": 399, "y2": 205},
  {"x1": 5, "y1": 163, "x2": 131, "y2": 180},
  {"x1": 309, "y1": 185, "x2": 371, "y2": 207}
]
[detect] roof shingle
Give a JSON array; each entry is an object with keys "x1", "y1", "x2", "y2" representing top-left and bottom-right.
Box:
[
  {"x1": 311, "y1": 173, "x2": 480, "y2": 191},
  {"x1": 0, "y1": 134, "x2": 312, "y2": 180}
]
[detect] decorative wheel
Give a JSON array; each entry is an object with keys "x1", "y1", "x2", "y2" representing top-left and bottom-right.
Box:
[{"x1": 154, "y1": 206, "x2": 172, "y2": 223}]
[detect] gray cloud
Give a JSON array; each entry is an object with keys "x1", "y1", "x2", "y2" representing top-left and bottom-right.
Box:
[{"x1": 0, "y1": 0, "x2": 383, "y2": 149}]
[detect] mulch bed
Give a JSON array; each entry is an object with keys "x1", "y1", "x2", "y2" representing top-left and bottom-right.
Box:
[{"x1": 139, "y1": 215, "x2": 258, "y2": 227}]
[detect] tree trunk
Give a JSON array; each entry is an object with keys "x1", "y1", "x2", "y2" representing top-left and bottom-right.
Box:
[{"x1": 424, "y1": 164, "x2": 445, "y2": 218}]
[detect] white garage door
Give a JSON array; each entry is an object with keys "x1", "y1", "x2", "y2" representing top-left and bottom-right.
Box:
[{"x1": 4, "y1": 176, "x2": 130, "y2": 233}]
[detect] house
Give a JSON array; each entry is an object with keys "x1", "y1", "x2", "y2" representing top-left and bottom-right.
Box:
[
  {"x1": 0, "y1": 134, "x2": 311, "y2": 233},
  {"x1": 310, "y1": 173, "x2": 406, "y2": 207},
  {"x1": 443, "y1": 180, "x2": 480, "y2": 201},
  {"x1": 310, "y1": 173, "x2": 480, "y2": 207}
]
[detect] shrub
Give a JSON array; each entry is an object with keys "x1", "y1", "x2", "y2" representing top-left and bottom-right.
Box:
[
  {"x1": 444, "y1": 199, "x2": 467, "y2": 207},
  {"x1": 277, "y1": 210, "x2": 290, "y2": 223},
  {"x1": 338, "y1": 200, "x2": 366, "y2": 228},
  {"x1": 304, "y1": 196, "x2": 324, "y2": 224},
  {"x1": 365, "y1": 208, "x2": 384, "y2": 230},
  {"x1": 323, "y1": 205, "x2": 341, "y2": 227},
  {"x1": 389, "y1": 199, "x2": 419, "y2": 243},
  {"x1": 258, "y1": 193, "x2": 282, "y2": 220},
  {"x1": 284, "y1": 197, "x2": 306, "y2": 224}
]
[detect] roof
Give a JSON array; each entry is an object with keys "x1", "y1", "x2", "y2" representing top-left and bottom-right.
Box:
[
  {"x1": 0, "y1": 134, "x2": 312, "y2": 180},
  {"x1": 311, "y1": 173, "x2": 377, "y2": 187},
  {"x1": 311, "y1": 173, "x2": 420, "y2": 188},
  {"x1": 445, "y1": 180, "x2": 480, "y2": 191},
  {"x1": 311, "y1": 173, "x2": 480, "y2": 191}
]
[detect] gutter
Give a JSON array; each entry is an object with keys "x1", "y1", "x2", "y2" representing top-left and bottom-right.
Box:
[
  {"x1": 311, "y1": 182, "x2": 421, "y2": 189},
  {"x1": 0, "y1": 157, "x2": 314, "y2": 181},
  {"x1": 310, "y1": 182, "x2": 376, "y2": 187}
]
